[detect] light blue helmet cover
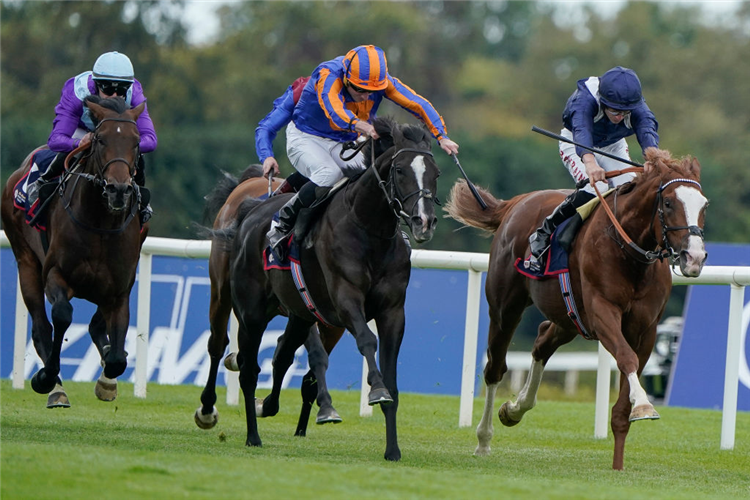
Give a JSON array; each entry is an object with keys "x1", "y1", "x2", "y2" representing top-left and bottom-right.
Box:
[{"x1": 92, "y1": 51, "x2": 134, "y2": 82}]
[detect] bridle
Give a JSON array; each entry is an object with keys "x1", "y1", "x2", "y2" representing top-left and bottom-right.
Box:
[
  {"x1": 60, "y1": 117, "x2": 142, "y2": 234},
  {"x1": 340, "y1": 138, "x2": 438, "y2": 227},
  {"x1": 596, "y1": 168, "x2": 704, "y2": 263}
]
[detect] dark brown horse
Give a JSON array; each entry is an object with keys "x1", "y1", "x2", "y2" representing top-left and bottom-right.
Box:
[
  {"x1": 194, "y1": 165, "x2": 345, "y2": 436},
  {"x1": 445, "y1": 148, "x2": 708, "y2": 470},
  {"x1": 1, "y1": 96, "x2": 147, "y2": 407},
  {"x1": 223, "y1": 117, "x2": 439, "y2": 461}
]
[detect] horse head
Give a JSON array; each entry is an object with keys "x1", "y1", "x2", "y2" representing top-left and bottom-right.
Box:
[
  {"x1": 370, "y1": 118, "x2": 440, "y2": 243},
  {"x1": 646, "y1": 148, "x2": 708, "y2": 277},
  {"x1": 84, "y1": 96, "x2": 145, "y2": 212}
]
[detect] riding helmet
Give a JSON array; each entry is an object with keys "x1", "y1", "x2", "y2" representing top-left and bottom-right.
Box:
[
  {"x1": 598, "y1": 66, "x2": 643, "y2": 111},
  {"x1": 342, "y1": 45, "x2": 388, "y2": 91},
  {"x1": 93, "y1": 51, "x2": 135, "y2": 82}
]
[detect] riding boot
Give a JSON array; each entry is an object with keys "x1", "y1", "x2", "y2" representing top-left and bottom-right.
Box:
[
  {"x1": 273, "y1": 171, "x2": 310, "y2": 196},
  {"x1": 526, "y1": 190, "x2": 595, "y2": 272},
  {"x1": 267, "y1": 181, "x2": 318, "y2": 255},
  {"x1": 27, "y1": 152, "x2": 66, "y2": 206},
  {"x1": 135, "y1": 155, "x2": 153, "y2": 224}
]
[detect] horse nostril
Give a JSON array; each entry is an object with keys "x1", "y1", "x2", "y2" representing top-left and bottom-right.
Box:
[{"x1": 411, "y1": 216, "x2": 423, "y2": 227}]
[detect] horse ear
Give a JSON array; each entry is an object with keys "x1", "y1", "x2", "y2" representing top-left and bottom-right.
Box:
[
  {"x1": 128, "y1": 101, "x2": 146, "y2": 121},
  {"x1": 688, "y1": 157, "x2": 702, "y2": 180},
  {"x1": 84, "y1": 99, "x2": 107, "y2": 122}
]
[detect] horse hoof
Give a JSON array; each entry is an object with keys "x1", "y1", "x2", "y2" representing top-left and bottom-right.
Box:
[
  {"x1": 31, "y1": 370, "x2": 58, "y2": 395},
  {"x1": 498, "y1": 401, "x2": 521, "y2": 427},
  {"x1": 368, "y1": 387, "x2": 393, "y2": 406},
  {"x1": 629, "y1": 404, "x2": 660, "y2": 422},
  {"x1": 316, "y1": 407, "x2": 342, "y2": 425},
  {"x1": 194, "y1": 407, "x2": 219, "y2": 429},
  {"x1": 47, "y1": 385, "x2": 71, "y2": 409},
  {"x1": 474, "y1": 444, "x2": 491, "y2": 457},
  {"x1": 224, "y1": 353, "x2": 239, "y2": 372},
  {"x1": 95, "y1": 377, "x2": 118, "y2": 402}
]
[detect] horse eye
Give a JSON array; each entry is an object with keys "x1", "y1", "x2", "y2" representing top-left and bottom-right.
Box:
[
  {"x1": 664, "y1": 198, "x2": 672, "y2": 208},
  {"x1": 395, "y1": 167, "x2": 403, "y2": 175}
]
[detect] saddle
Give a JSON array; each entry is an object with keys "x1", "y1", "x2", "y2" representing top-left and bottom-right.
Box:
[{"x1": 517, "y1": 190, "x2": 613, "y2": 280}]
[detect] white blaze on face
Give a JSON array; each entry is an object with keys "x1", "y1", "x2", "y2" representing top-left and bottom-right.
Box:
[
  {"x1": 675, "y1": 185, "x2": 708, "y2": 257},
  {"x1": 410, "y1": 155, "x2": 428, "y2": 225},
  {"x1": 117, "y1": 126, "x2": 121, "y2": 134}
]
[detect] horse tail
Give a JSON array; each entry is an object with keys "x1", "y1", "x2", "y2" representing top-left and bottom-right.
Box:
[
  {"x1": 444, "y1": 179, "x2": 511, "y2": 235},
  {"x1": 202, "y1": 170, "x2": 240, "y2": 223}
]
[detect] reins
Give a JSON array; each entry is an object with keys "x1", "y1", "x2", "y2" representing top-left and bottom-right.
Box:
[
  {"x1": 341, "y1": 137, "x2": 437, "y2": 231},
  {"x1": 59, "y1": 117, "x2": 141, "y2": 234},
  {"x1": 591, "y1": 167, "x2": 703, "y2": 263}
]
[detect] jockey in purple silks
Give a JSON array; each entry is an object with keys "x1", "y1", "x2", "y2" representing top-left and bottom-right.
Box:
[
  {"x1": 28, "y1": 51, "x2": 158, "y2": 223},
  {"x1": 526, "y1": 66, "x2": 660, "y2": 273}
]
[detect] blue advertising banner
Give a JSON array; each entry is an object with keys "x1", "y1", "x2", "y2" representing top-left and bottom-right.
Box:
[
  {"x1": 667, "y1": 243, "x2": 750, "y2": 410},
  {"x1": 1, "y1": 249, "x2": 491, "y2": 396}
]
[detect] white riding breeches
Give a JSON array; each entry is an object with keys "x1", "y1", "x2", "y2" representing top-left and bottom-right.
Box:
[
  {"x1": 558, "y1": 128, "x2": 636, "y2": 195},
  {"x1": 286, "y1": 121, "x2": 367, "y2": 187}
]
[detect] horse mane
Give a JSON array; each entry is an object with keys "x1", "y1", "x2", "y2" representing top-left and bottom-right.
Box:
[
  {"x1": 83, "y1": 95, "x2": 128, "y2": 119},
  {"x1": 361, "y1": 117, "x2": 431, "y2": 168},
  {"x1": 238, "y1": 164, "x2": 265, "y2": 183},
  {"x1": 619, "y1": 148, "x2": 700, "y2": 195},
  {"x1": 202, "y1": 170, "x2": 240, "y2": 223}
]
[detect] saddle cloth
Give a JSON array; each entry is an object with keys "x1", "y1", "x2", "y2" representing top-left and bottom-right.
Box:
[{"x1": 12, "y1": 149, "x2": 58, "y2": 230}]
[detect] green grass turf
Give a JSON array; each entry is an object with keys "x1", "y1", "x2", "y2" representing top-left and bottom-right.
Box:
[{"x1": 1, "y1": 380, "x2": 748, "y2": 499}]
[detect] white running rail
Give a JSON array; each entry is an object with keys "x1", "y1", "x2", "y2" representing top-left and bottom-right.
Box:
[{"x1": 2, "y1": 232, "x2": 748, "y2": 449}]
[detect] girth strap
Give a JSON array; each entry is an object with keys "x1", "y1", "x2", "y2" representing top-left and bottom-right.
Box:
[
  {"x1": 290, "y1": 258, "x2": 333, "y2": 327},
  {"x1": 558, "y1": 272, "x2": 594, "y2": 340}
]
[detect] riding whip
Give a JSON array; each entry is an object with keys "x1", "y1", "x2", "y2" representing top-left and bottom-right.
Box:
[
  {"x1": 531, "y1": 126, "x2": 644, "y2": 168},
  {"x1": 451, "y1": 154, "x2": 487, "y2": 210},
  {"x1": 268, "y1": 172, "x2": 273, "y2": 197}
]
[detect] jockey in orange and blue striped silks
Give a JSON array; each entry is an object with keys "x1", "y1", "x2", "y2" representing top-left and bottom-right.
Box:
[{"x1": 264, "y1": 44, "x2": 459, "y2": 253}]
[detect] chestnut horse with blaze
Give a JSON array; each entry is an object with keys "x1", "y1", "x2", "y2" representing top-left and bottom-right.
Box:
[
  {"x1": 194, "y1": 165, "x2": 345, "y2": 436},
  {"x1": 446, "y1": 148, "x2": 707, "y2": 470}
]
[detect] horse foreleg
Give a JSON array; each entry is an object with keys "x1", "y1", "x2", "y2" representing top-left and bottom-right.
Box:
[
  {"x1": 101, "y1": 297, "x2": 130, "y2": 380},
  {"x1": 31, "y1": 269, "x2": 73, "y2": 396},
  {"x1": 89, "y1": 309, "x2": 117, "y2": 402},
  {"x1": 375, "y1": 309, "x2": 406, "y2": 462}
]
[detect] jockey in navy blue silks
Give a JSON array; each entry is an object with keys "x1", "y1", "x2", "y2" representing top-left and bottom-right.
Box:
[{"x1": 526, "y1": 66, "x2": 660, "y2": 273}]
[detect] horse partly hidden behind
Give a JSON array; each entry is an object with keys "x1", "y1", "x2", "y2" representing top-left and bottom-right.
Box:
[
  {"x1": 219, "y1": 116, "x2": 440, "y2": 461},
  {"x1": 445, "y1": 148, "x2": 708, "y2": 470},
  {"x1": 194, "y1": 165, "x2": 346, "y2": 436},
  {"x1": 1, "y1": 96, "x2": 147, "y2": 408}
]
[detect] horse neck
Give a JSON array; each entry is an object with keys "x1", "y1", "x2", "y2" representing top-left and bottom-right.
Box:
[
  {"x1": 344, "y1": 162, "x2": 399, "y2": 239},
  {"x1": 607, "y1": 177, "x2": 662, "y2": 251}
]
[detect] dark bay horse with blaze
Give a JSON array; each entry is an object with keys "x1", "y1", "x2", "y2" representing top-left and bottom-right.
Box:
[
  {"x1": 224, "y1": 117, "x2": 439, "y2": 461},
  {"x1": 1, "y1": 96, "x2": 147, "y2": 407},
  {"x1": 445, "y1": 148, "x2": 707, "y2": 470},
  {"x1": 194, "y1": 165, "x2": 346, "y2": 436}
]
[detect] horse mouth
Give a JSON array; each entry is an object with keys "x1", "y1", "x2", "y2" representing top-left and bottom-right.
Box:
[{"x1": 679, "y1": 249, "x2": 708, "y2": 277}]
